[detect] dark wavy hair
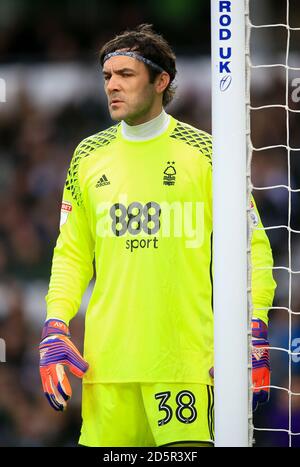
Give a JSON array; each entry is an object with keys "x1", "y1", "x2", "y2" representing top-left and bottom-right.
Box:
[{"x1": 99, "y1": 24, "x2": 177, "y2": 107}]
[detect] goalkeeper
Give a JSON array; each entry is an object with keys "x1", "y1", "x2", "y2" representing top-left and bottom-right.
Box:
[{"x1": 39, "y1": 24, "x2": 276, "y2": 447}]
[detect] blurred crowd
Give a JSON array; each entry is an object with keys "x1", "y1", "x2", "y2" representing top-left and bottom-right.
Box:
[
  {"x1": 0, "y1": 0, "x2": 210, "y2": 63},
  {"x1": 1, "y1": 0, "x2": 300, "y2": 448}
]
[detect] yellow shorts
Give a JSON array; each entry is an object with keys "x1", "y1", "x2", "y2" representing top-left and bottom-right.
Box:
[{"x1": 79, "y1": 382, "x2": 214, "y2": 447}]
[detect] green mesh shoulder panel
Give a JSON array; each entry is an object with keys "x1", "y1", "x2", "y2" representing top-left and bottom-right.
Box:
[
  {"x1": 170, "y1": 121, "x2": 212, "y2": 164},
  {"x1": 65, "y1": 124, "x2": 119, "y2": 206}
]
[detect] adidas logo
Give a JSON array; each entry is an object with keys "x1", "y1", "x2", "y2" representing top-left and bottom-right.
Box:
[{"x1": 96, "y1": 174, "x2": 110, "y2": 187}]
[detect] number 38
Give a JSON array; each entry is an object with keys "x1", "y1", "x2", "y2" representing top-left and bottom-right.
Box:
[{"x1": 155, "y1": 390, "x2": 197, "y2": 426}]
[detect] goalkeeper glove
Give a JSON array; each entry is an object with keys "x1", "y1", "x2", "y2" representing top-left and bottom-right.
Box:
[
  {"x1": 252, "y1": 318, "x2": 270, "y2": 411},
  {"x1": 39, "y1": 318, "x2": 89, "y2": 411},
  {"x1": 208, "y1": 318, "x2": 270, "y2": 412}
]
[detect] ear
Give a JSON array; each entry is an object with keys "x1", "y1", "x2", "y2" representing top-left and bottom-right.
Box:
[{"x1": 155, "y1": 72, "x2": 170, "y2": 95}]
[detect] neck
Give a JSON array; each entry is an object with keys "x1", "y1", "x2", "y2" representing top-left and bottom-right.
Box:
[
  {"x1": 121, "y1": 109, "x2": 170, "y2": 142},
  {"x1": 125, "y1": 105, "x2": 163, "y2": 126}
]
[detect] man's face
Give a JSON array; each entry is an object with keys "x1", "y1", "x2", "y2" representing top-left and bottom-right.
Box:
[{"x1": 102, "y1": 54, "x2": 158, "y2": 125}]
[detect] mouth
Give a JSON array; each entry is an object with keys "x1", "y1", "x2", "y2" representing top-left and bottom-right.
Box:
[{"x1": 110, "y1": 99, "x2": 124, "y2": 106}]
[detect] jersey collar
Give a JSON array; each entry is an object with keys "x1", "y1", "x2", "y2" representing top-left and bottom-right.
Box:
[{"x1": 121, "y1": 109, "x2": 171, "y2": 142}]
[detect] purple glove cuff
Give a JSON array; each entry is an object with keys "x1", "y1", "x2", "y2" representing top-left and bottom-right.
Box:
[
  {"x1": 41, "y1": 319, "x2": 70, "y2": 340},
  {"x1": 252, "y1": 318, "x2": 268, "y2": 340}
]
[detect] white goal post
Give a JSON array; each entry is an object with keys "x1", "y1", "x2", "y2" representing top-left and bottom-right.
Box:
[{"x1": 211, "y1": 0, "x2": 250, "y2": 447}]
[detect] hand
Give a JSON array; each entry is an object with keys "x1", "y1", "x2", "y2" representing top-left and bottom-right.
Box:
[
  {"x1": 208, "y1": 318, "x2": 270, "y2": 412},
  {"x1": 39, "y1": 319, "x2": 89, "y2": 411},
  {"x1": 252, "y1": 318, "x2": 270, "y2": 411}
]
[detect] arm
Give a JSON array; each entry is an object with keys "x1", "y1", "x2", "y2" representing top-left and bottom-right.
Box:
[
  {"x1": 45, "y1": 145, "x2": 95, "y2": 324},
  {"x1": 250, "y1": 197, "x2": 276, "y2": 410},
  {"x1": 40, "y1": 144, "x2": 94, "y2": 410},
  {"x1": 250, "y1": 197, "x2": 276, "y2": 325},
  {"x1": 208, "y1": 197, "x2": 276, "y2": 407}
]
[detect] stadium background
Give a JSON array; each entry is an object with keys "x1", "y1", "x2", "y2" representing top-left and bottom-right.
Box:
[{"x1": 0, "y1": 0, "x2": 300, "y2": 447}]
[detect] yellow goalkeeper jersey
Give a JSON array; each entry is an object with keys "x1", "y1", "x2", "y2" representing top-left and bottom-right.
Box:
[{"x1": 46, "y1": 116, "x2": 276, "y2": 384}]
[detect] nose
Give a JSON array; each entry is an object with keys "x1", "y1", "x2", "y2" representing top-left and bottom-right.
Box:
[{"x1": 106, "y1": 74, "x2": 121, "y2": 93}]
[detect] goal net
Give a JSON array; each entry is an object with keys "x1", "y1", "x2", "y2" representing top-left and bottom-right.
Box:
[
  {"x1": 211, "y1": 0, "x2": 300, "y2": 447},
  {"x1": 247, "y1": 0, "x2": 300, "y2": 448}
]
